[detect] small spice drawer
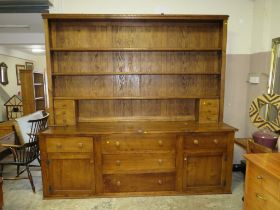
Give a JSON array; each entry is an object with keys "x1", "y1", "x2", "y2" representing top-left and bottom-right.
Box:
[
  {"x1": 103, "y1": 173, "x2": 175, "y2": 193},
  {"x1": 198, "y1": 99, "x2": 219, "y2": 123},
  {"x1": 184, "y1": 133, "x2": 228, "y2": 149},
  {"x1": 54, "y1": 99, "x2": 76, "y2": 126},
  {"x1": 102, "y1": 153, "x2": 175, "y2": 174},
  {"x1": 101, "y1": 134, "x2": 176, "y2": 153},
  {"x1": 46, "y1": 137, "x2": 93, "y2": 153}
]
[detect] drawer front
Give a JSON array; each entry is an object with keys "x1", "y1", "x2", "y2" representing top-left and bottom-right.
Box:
[
  {"x1": 103, "y1": 173, "x2": 175, "y2": 193},
  {"x1": 245, "y1": 172, "x2": 280, "y2": 210},
  {"x1": 102, "y1": 153, "x2": 175, "y2": 174},
  {"x1": 184, "y1": 133, "x2": 228, "y2": 149},
  {"x1": 54, "y1": 100, "x2": 76, "y2": 126},
  {"x1": 199, "y1": 99, "x2": 219, "y2": 123},
  {"x1": 249, "y1": 163, "x2": 280, "y2": 200},
  {"x1": 46, "y1": 137, "x2": 93, "y2": 153},
  {"x1": 101, "y1": 134, "x2": 176, "y2": 153}
]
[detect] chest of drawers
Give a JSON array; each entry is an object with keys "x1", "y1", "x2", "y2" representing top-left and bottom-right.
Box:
[{"x1": 244, "y1": 153, "x2": 280, "y2": 210}]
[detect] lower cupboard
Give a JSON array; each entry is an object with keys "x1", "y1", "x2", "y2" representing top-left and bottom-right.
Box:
[{"x1": 39, "y1": 126, "x2": 235, "y2": 198}]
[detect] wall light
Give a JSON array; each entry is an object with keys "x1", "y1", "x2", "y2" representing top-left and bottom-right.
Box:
[{"x1": 32, "y1": 48, "x2": 45, "y2": 53}]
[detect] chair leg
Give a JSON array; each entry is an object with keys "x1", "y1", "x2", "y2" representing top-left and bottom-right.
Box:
[
  {"x1": 17, "y1": 166, "x2": 20, "y2": 176},
  {"x1": 26, "y1": 165, "x2": 35, "y2": 193},
  {"x1": 0, "y1": 165, "x2": 4, "y2": 177},
  {"x1": 37, "y1": 157, "x2": 41, "y2": 166}
]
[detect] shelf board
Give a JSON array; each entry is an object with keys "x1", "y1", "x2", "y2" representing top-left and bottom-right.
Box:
[
  {"x1": 54, "y1": 96, "x2": 219, "y2": 100},
  {"x1": 52, "y1": 72, "x2": 221, "y2": 76},
  {"x1": 50, "y1": 47, "x2": 222, "y2": 52}
]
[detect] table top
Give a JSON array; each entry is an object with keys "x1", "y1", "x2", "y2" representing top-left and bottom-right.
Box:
[{"x1": 244, "y1": 153, "x2": 280, "y2": 180}]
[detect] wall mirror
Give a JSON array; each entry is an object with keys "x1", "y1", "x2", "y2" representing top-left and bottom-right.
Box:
[{"x1": 266, "y1": 37, "x2": 280, "y2": 123}]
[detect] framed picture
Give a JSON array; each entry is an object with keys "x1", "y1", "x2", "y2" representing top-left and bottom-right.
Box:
[
  {"x1": 25, "y1": 62, "x2": 34, "y2": 70},
  {"x1": 16, "y1": 65, "x2": 25, "y2": 85}
]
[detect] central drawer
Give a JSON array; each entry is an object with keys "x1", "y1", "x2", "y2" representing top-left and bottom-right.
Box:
[
  {"x1": 102, "y1": 153, "x2": 175, "y2": 174},
  {"x1": 103, "y1": 173, "x2": 175, "y2": 193},
  {"x1": 101, "y1": 134, "x2": 176, "y2": 153}
]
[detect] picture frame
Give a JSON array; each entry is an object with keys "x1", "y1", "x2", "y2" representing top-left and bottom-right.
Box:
[
  {"x1": 25, "y1": 62, "x2": 34, "y2": 70},
  {"x1": 16, "y1": 65, "x2": 25, "y2": 85}
]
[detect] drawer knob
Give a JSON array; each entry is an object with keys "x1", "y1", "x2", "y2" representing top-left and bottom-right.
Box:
[
  {"x1": 116, "y1": 160, "x2": 121, "y2": 166},
  {"x1": 257, "y1": 175, "x2": 263, "y2": 180},
  {"x1": 116, "y1": 181, "x2": 121, "y2": 186},
  {"x1": 56, "y1": 143, "x2": 62, "y2": 148},
  {"x1": 256, "y1": 193, "x2": 266, "y2": 201},
  {"x1": 213, "y1": 139, "x2": 218, "y2": 144},
  {"x1": 193, "y1": 139, "x2": 199, "y2": 145},
  {"x1": 158, "y1": 179, "x2": 163, "y2": 185},
  {"x1": 115, "y1": 141, "x2": 120, "y2": 147},
  {"x1": 78, "y1": 143, "x2": 83, "y2": 148},
  {"x1": 106, "y1": 141, "x2": 110, "y2": 144},
  {"x1": 158, "y1": 159, "x2": 163, "y2": 165},
  {"x1": 184, "y1": 157, "x2": 187, "y2": 161},
  {"x1": 158, "y1": 140, "x2": 163, "y2": 146}
]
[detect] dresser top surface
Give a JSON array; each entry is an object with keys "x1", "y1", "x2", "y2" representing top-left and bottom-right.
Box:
[
  {"x1": 42, "y1": 13, "x2": 229, "y2": 21},
  {"x1": 41, "y1": 121, "x2": 236, "y2": 136},
  {"x1": 245, "y1": 153, "x2": 280, "y2": 180}
]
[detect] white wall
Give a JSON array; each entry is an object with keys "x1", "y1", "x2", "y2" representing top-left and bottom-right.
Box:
[{"x1": 0, "y1": 46, "x2": 45, "y2": 121}]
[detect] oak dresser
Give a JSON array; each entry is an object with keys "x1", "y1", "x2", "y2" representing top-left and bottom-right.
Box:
[{"x1": 40, "y1": 14, "x2": 236, "y2": 198}]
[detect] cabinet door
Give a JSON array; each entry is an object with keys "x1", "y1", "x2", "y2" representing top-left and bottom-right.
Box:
[
  {"x1": 183, "y1": 150, "x2": 227, "y2": 193},
  {"x1": 46, "y1": 153, "x2": 95, "y2": 196}
]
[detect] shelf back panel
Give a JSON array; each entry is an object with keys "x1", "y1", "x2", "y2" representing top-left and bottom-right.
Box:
[
  {"x1": 78, "y1": 99, "x2": 196, "y2": 122},
  {"x1": 50, "y1": 21, "x2": 221, "y2": 49},
  {"x1": 52, "y1": 51, "x2": 220, "y2": 74},
  {"x1": 53, "y1": 75, "x2": 220, "y2": 98}
]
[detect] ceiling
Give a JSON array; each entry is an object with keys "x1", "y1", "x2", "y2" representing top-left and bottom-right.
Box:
[
  {"x1": 0, "y1": 0, "x2": 52, "y2": 13},
  {"x1": 0, "y1": 13, "x2": 44, "y2": 33}
]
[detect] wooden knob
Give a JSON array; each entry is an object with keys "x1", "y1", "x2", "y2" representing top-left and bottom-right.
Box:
[
  {"x1": 193, "y1": 139, "x2": 199, "y2": 145},
  {"x1": 56, "y1": 143, "x2": 62, "y2": 148},
  {"x1": 257, "y1": 175, "x2": 263, "y2": 180},
  {"x1": 256, "y1": 193, "x2": 266, "y2": 200},
  {"x1": 106, "y1": 141, "x2": 110, "y2": 144},
  {"x1": 184, "y1": 157, "x2": 187, "y2": 161},
  {"x1": 116, "y1": 160, "x2": 121, "y2": 166},
  {"x1": 213, "y1": 139, "x2": 218, "y2": 144},
  {"x1": 78, "y1": 143, "x2": 83, "y2": 148},
  {"x1": 158, "y1": 140, "x2": 163, "y2": 146},
  {"x1": 143, "y1": 131, "x2": 148, "y2": 134},
  {"x1": 116, "y1": 181, "x2": 121, "y2": 186},
  {"x1": 158, "y1": 179, "x2": 163, "y2": 185},
  {"x1": 115, "y1": 141, "x2": 120, "y2": 147},
  {"x1": 158, "y1": 159, "x2": 163, "y2": 165}
]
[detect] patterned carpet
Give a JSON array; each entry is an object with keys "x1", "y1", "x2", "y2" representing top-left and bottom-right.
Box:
[{"x1": 2, "y1": 165, "x2": 244, "y2": 210}]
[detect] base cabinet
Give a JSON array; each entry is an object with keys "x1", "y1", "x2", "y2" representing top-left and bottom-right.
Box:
[
  {"x1": 44, "y1": 137, "x2": 95, "y2": 197},
  {"x1": 183, "y1": 150, "x2": 227, "y2": 192},
  {"x1": 40, "y1": 130, "x2": 234, "y2": 198},
  {"x1": 47, "y1": 153, "x2": 95, "y2": 196}
]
